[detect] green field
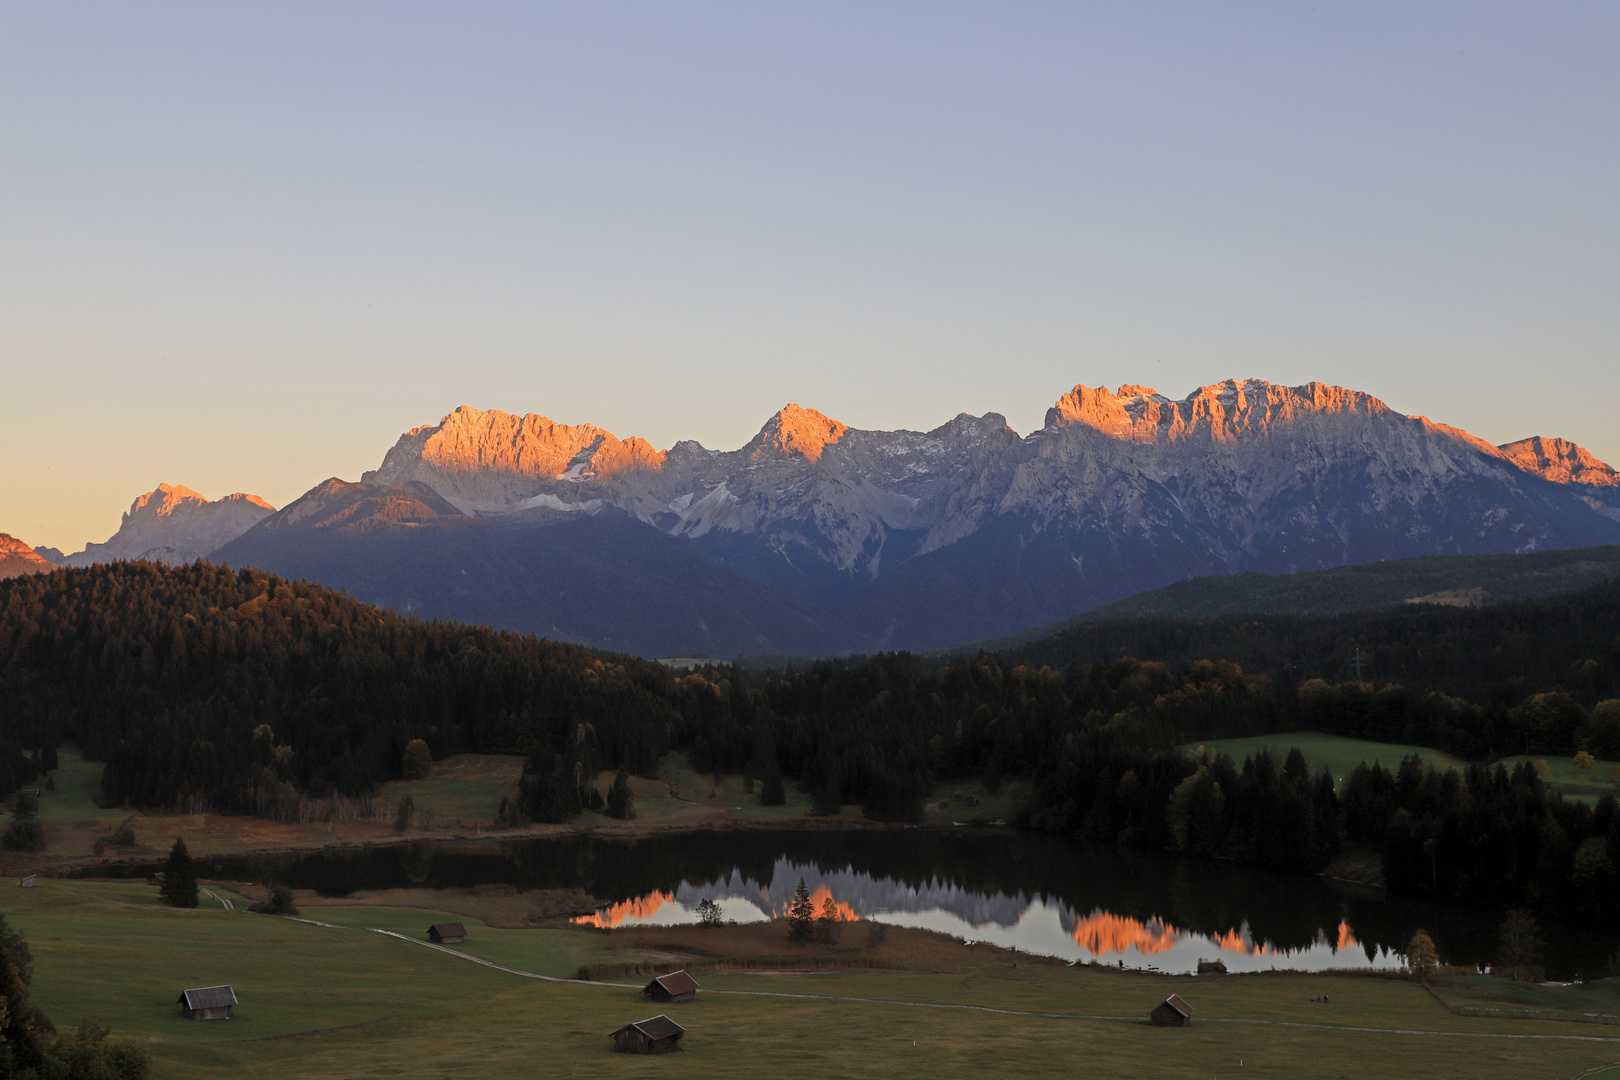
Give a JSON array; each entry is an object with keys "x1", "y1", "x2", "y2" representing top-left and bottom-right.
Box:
[
  {"x1": 6, "y1": 877, "x2": 1620, "y2": 1079},
  {"x1": 33, "y1": 747, "x2": 123, "y2": 824},
  {"x1": 1183, "y1": 732, "x2": 1470, "y2": 783},
  {"x1": 1183, "y1": 733, "x2": 1620, "y2": 802}
]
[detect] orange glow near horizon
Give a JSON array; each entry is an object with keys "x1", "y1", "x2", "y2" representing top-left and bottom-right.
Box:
[
  {"x1": 573, "y1": 882, "x2": 859, "y2": 928},
  {"x1": 1068, "y1": 912, "x2": 1180, "y2": 955},
  {"x1": 573, "y1": 890, "x2": 679, "y2": 928},
  {"x1": 1335, "y1": 920, "x2": 1359, "y2": 953},
  {"x1": 1210, "y1": 927, "x2": 1278, "y2": 957},
  {"x1": 767, "y1": 883, "x2": 859, "y2": 921}
]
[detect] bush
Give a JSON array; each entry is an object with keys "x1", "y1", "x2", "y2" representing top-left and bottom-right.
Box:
[{"x1": 401, "y1": 739, "x2": 432, "y2": 781}]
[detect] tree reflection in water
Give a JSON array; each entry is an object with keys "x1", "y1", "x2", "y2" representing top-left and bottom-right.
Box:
[{"x1": 86, "y1": 828, "x2": 1611, "y2": 977}]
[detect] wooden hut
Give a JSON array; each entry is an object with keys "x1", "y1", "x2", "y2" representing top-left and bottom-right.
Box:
[
  {"x1": 19, "y1": 875, "x2": 35, "y2": 888},
  {"x1": 1196, "y1": 959, "x2": 1227, "y2": 975},
  {"x1": 609, "y1": 1014, "x2": 685, "y2": 1054},
  {"x1": 643, "y1": 970, "x2": 700, "y2": 1003},
  {"x1": 178, "y1": 985, "x2": 238, "y2": 1020},
  {"x1": 1150, "y1": 994, "x2": 1194, "y2": 1027},
  {"x1": 427, "y1": 922, "x2": 467, "y2": 944}
]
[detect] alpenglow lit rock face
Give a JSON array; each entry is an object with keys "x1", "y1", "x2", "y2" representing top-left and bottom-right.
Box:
[
  {"x1": 0, "y1": 535, "x2": 57, "y2": 579},
  {"x1": 65, "y1": 484, "x2": 276, "y2": 566},
  {"x1": 347, "y1": 377, "x2": 1620, "y2": 652}
]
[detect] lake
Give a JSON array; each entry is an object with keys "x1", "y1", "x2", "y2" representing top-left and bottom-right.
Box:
[{"x1": 97, "y1": 827, "x2": 1611, "y2": 978}]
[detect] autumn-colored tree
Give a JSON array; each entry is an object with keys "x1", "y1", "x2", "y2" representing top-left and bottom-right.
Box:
[
  {"x1": 816, "y1": 896, "x2": 843, "y2": 945},
  {"x1": 1404, "y1": 930, "x2": 1439, "y2": 981}
]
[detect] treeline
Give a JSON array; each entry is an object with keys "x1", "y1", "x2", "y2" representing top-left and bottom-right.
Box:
[
  {"x1": 0, "y1": 563, "x2": 679, "y2": 814},
  {"x1": 999, "y1": 578, "x2": 1620, "y2": 712},
  {"x1": 5, "y1": 562, "x2": 1620, "y2": 916}
]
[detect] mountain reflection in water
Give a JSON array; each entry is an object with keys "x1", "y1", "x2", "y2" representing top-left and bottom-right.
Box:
[
  {"x1": 571, "y1": 856, "x2": 1395, "y2": 973},
  {"x1": 90, "y1": 827, "x2": 1610, "y2": 978}
]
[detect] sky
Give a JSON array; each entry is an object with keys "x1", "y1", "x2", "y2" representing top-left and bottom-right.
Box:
[{"x1": 2, "y1": 2, "x2": 1616, "y2": 552}]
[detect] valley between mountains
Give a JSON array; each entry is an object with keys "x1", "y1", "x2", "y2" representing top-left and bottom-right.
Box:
[{"x1": 11, "y1": 377, "x2": 1620, "y2": 658}]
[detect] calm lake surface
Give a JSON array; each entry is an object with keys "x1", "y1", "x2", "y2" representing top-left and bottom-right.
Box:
[{"x1": 99, "y1": 827, "x2": 1611, "y2": 978}]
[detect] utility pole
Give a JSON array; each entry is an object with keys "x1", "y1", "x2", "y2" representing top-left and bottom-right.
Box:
[{"x1": 1348, "y1": 649, "x2": 1367, "y2": 681}]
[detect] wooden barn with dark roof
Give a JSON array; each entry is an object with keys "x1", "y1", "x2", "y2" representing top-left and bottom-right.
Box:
[
  {"x1": 178, "y1": 985, "x2": 238, "y2": 1020},
  {"x1": 610, "y1": 1014, "x2": 685, "y2": 1054},
  {"x1": 1150, "y1": 994, "x2": 1194, "y2": 1027},
  {"x1": 427, "y1": 922, "x2": 467, "y2": 944},
  {"x1": 643, "y1": 969, "x2": 700, "y2": 1003}
]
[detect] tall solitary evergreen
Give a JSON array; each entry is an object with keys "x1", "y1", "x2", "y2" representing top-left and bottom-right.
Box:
[
  {"x1": 161, "y1": 838, "x2": 199, "y2": 908},
  {"x1": 759, "y1": 760, "x2": 785, "y2": 807},
  {"x1": 786, "y1": 877, "x2": 815, "y2": 944},
  {"x1": 606, "y1": 767, "x2": 636, "y2": 820}
]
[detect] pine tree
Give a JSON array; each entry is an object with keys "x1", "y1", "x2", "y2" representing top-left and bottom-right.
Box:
[
  {"x1": 759, "y1": 760, "x2": 785, "y2": 807},
  {"x1": 811, "y1": 773, "x2": 841, "y2": 817},
  {"x1": 393, "y1": 795, "x2": 415, "y2": 833},
  {"x1": 606, "y1": 767, "x2": 635, "y2": 820},
  {"x1": 787, "y1": 878, "x2": 815, "y2": 944},
  {"x1": 160, "y1": 838, "x2": 199, "y2": 908},
  {"x1": 2, "y1": 791, "x2": 43, "y2": 852}
]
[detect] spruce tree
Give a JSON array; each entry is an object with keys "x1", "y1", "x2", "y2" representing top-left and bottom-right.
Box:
[
  {"x1": 786, "y1": 877, "x2": 814, "y2": 944},
  {"x1": 759, "y1": 760, "x2": 785, "y2": 807},
  {"x1": 2, "y1": 791, "x2": 43, "y2": 852},
  {"x1": 811, "y1": 773, "x2": 841, "y2": 817},
  {"x1": 161, "y1": 838, "x2": 199, "y2": 908},
  {"x1": 606, "y1": 767, "x2": 635, "y2": 820}
]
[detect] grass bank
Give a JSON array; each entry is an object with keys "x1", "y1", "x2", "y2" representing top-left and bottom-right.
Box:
[{"x1": 6, "y1": 877, "x2": 1620, "y2": 1079}]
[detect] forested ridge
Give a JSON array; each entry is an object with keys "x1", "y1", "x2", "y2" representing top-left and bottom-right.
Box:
[{"x1": 4, "y1": 562, "x2": 1620, "y2": 916}]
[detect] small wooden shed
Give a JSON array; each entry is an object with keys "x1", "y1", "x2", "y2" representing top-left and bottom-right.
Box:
[
  {"x1": 178, "y1": 985, "x2": 238, "y2": 1020},
  {"x1": 1150, "y1": 994, "x2": 1194, "y2": 1027},
  {"x1": 148, "y1": 871, "x2": 167, "y2": 887},
  {"x1": 610, "y1": 1014, "x2": 685, "y2": 1054},
  {"x1": 427, "y1": 922, "x2": 467, "y2": 944},
  {"x1": 19, "y1": 875, "x2": 35, "y2": 888},
  {"x1": 643, "y1": 969, "x2": 700, "y2": 1003},
  {"x1": 1196, "y1": 959, "x2": 1227, "y2": 975}
]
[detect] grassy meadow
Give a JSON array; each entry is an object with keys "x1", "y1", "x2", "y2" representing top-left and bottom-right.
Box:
[
  {"x1": 1184, "y1": 732, "x2": 1620, "y2": 803},
  {"x1": 7, "y1": 876, "x2": 1620, "y2": 1079}
]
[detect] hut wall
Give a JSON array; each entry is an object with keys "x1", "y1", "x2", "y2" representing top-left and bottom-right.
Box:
[{"x1": 184, "y1": 1006, "x2": 232, "y2": 1020}]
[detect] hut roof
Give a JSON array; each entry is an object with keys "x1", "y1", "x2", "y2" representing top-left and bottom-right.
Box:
[
  {"x1": 653, "y1": 970, "x2": 701, "y2": 997},
  {"x1": 179, "y1": 985, "x2": 238, "y2": 1010},
  {"x1": 429, "y1": 922, "x2": 467, "y2": 938},
  {"x1": 613, "y1": 1015, "x2": 686, "y2": 1041},
  {"x1": 1163, "y1": 994, "x2": 1194, "y2": 1018}
]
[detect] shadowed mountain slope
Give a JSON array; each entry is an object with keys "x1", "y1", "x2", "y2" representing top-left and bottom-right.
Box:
[{"x1": 212, "y1": 479, "x2": 855, "y2": 658}]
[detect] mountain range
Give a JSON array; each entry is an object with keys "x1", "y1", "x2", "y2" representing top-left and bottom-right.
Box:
[{"x1": 21, "y1": 377, "x2": 1620, "y2": 656}]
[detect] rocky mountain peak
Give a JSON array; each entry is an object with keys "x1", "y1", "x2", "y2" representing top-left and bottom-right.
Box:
[
  {"x1": 746, "y1": 404, "x2": 850, "y2": 463},
  {"x1": 1045, "y1": 378, "x2": 1391, "y2": 443},
  {"x1": 64, "y1": 484, "x2": 277, "y2": 567},
  {"x1": 1499, "y1": 436, "x2": 1620, "y2": 488},
  {"x1": 0, "y1": 534, "x2": 56, "y2": 579},
  {"x1": 365, "y1": 405, "x2": 665, "y2": 512}
]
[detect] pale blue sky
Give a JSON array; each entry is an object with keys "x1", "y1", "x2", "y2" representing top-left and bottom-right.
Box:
[{"x1": 3, "y1": 2, "x2": 1616, "y2": 551}]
